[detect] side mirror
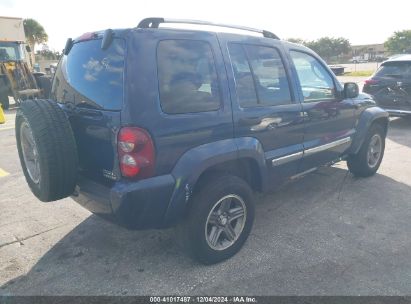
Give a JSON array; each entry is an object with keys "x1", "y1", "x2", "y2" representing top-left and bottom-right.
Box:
[
  {"x1": 344, "y1": 82, "x2": 359, "y2": 99},
  {"x1": 25, "y1": 45, "x2": 31, "y2": 52}
]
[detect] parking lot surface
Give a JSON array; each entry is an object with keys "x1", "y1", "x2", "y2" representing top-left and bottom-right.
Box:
[
  {"x1": 340, "y1": 62, "x2": 381, "y2": 73},
  {"x1": 1, "y1": 104, "x2": 411, "y2": 295}
]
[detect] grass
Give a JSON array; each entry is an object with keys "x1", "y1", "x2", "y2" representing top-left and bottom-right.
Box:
[{"x1": 343, "y1": 71, "x2": 374, "y2": 77}]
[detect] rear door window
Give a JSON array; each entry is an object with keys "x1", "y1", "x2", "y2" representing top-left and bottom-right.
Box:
[
  {"x1": 157, "y1": 40, "x2": 221, "y2": 114},
  {"x1": 227, "y1": 44, "x2": 258, "y2": 107},
  {"x1": 228, "y1": 43, "x2": 292, "y2": 107},
  {"x1": 54, "y1": 38, "x2": 125, "y2": 110}
]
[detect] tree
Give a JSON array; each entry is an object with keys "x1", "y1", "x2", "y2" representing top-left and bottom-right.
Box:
[
  {"x1": 23, "y1": 18, "x2": 48, "y2": 51},
  {"x1": 36, "y1": 49, "x2": 61, "y2": 61},
  {"x1": 286, "y1": 38, "x2": 304, "y2": 44},
  {"x1": 286, "y1": 37, "x2": 351, "y2": 62},
  {"x1": 385, "y1": 30, "x2": 411, "y2": 54},
  {"x1": 305, "y1": 37, "x2": 351, "y2": 62}
]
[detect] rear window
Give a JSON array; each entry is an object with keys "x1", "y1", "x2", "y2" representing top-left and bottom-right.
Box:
[
  {"x1": 54, "y1": 38, "x2": 125, "y2": 110},
  {"x1": 375, "y1": 61, "x2": 411, "y2": 78}
]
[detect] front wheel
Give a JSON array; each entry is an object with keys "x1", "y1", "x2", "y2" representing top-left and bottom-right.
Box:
[
  {"x1": 181, "y1": 175, "x2": 255, "y2": 264},
  {"x1": 347, "y1": 124, "x2": 385, "y2": 177}
]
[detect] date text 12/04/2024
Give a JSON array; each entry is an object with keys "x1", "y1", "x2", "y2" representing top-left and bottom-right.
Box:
[{"x1": 149, "y1": 296, "x2": 257, "y2": 303}]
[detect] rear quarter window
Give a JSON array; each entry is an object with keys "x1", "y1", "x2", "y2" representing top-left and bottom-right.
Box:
[
  {"x1": 53, "y1": 38, "x2": 125, "y2": 110},
  {"x1": 157, "y1": 39, "x2": 221, "y2": 114}
]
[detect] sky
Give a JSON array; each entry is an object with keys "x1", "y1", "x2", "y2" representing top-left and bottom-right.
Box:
[{"x1": 1, "y1": 0, "x2": 410, "y2": 51}]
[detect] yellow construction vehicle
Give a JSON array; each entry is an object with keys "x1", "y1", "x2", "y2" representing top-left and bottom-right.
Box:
[
  {"x1": 0, "y1": 104, "x2": 5, "y2": 124},
  {"x1": 0, "y1": 16, "x2": 43, "y2": 110}
]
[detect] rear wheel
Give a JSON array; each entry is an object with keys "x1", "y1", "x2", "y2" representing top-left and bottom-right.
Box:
[
  {"x1": 16, "y1": 99, "x2": 78, "y2": 202},
  {"x1": 347, "y1": 124, "x2": 385, "y2": 177},
  {"x1": 180, "y1": 175, "x2": 255, "y2": 264}
]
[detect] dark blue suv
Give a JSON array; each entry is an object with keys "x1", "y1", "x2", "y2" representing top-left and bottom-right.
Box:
[{"x1": 16, "y1": 18, "x2": 389, "y2": 264}]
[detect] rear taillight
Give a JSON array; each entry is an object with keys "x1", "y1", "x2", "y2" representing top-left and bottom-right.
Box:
[
  {"x1": 364, "y1": 79, "x2": 379, "y2": 85},
  {"x1": 117, "y1": 127, "x2": 155, "y2": 178}
]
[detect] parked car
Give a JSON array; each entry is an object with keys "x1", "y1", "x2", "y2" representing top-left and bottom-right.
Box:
[
  {"x1": 329, "y1": 65, "x2": 345, "y2": 76},
  {"x1": 15, "y1": 18, "x2": 388, "y2": 264},
  {"x1": 363, "y1": 54, "x2": 411, "y2": 117},
  {"x1": 349, "y1": 57, "x2": 368, "y2": 63}
]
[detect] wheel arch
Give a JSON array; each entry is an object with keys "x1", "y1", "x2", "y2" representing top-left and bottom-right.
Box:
[
  {"x1": 349, "y1": 106, "x2": 389, "y2": 155},
  {"x1": 162, "y1": 137, "x2": 267, "y2": 226}
]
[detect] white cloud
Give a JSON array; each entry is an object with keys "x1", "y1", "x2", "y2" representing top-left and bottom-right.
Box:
[{"x1": 0, "y1": 0, "x2": 15, "y2": 8}]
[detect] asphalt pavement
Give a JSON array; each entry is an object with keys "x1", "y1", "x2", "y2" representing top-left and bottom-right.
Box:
[{"x1": 1, "y1": 103, "x2": 411, "y2": 295}]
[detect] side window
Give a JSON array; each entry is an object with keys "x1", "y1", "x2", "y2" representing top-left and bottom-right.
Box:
[
  {"x1": 290, "y1": 51, "x2": 336, "y2": 102},
  {"x1": 157, "y1": 40, "x2": 221, "y2": 114},
  {"x1": 245, "y1": 45, "x2": 292, "y2": 106},
  {"x1": 228, "y1": 43, "x2": 292, "y2": 108},
  {"x1": 228, "y1": 44, "x2": 258, "y2": 107}
]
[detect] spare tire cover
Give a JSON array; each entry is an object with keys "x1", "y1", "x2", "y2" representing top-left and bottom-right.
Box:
[{"x1": 15, "y1": 99, "x2": 78, "y2": 202}]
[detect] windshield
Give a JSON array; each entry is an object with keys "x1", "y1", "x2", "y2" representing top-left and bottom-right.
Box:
[{"x1": 0, "y1": 42, "x2": 25, "y2": 61}]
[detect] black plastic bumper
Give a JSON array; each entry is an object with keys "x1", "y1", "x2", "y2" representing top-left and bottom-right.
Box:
[
  {"x1": 384, "y1": 108, "x2": 411, "y2": 116},
  {"x1": 71, "y1": 174, "x2": 176, "y2": 229}
]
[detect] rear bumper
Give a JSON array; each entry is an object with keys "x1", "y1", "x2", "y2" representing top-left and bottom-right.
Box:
[
  {"x1": 384, "y1": 109, "x2": 411, "y2": 116},
  {"x1": 71, "y1": 174, "x2": 176, "y2": 229}
]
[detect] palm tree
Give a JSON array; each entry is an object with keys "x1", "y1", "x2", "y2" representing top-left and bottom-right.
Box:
[{"x1": 23, "y1": 18, "x2": 48, "y2": 51}]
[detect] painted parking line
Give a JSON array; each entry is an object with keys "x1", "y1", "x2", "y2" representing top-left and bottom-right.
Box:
[
  {"x1": 0, "y1": 168, "x2": 10, "y2": 177},
  {"x1": 0, "y1": 126, "x2": 14, "y2": 131}
]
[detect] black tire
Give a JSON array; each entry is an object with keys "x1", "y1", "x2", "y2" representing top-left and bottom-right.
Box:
[
  {"x1": 0, "y1": 92, "x2": 9, "y2": 110},
  {"x1": 15, "y1": 99, "x2": 78, "y2": 202},
  {"x1": 180, "y1": 175, "x2": 255, "y2": 264},
  {"x1": 37, "y1": 75, "x2": 52, "y2": 98},
  {"x1": 0, "y1": 77, "x2": 10, "y2": 110},
  {"x1": 347, "y1": 124, "x2": 385, "y2": 177}
]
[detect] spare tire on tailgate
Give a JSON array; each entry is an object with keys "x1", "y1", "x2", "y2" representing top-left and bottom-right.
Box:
[{"x1": 16, "y1": 99, "x2": 78, "y2": 202}]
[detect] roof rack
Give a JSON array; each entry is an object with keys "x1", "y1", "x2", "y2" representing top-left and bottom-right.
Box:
[{"x1": 137, "y1": 17, "x2": 279, "y2": 40}]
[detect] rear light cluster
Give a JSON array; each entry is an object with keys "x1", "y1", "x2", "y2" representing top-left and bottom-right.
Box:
[
  {"x1": 117, "y1": 127, "x2": 155, "y2": 178},
  {"x1": 364, "y1": 79, "x2": 379, "y2": 85}
]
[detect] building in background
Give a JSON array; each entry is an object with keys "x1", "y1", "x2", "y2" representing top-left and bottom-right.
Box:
[{"x1": 351, "y1": 43, "x2": 388, "y2": 62}]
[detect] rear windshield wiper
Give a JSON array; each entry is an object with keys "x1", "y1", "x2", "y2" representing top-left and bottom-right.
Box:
[
  {"x1": 384, "y1": 74, "x2": 403, "y2": 78},
  {"x1": 75, "y1": 101, "x2": 103, "y2": 110}
]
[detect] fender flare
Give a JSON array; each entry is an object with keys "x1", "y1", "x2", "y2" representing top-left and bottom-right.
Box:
[
  {"x1": 349, "y1": 106, "x2": 389, "y2": 154},
  {"x1": 162, "y1": 137, "x2": 267, "y2": 226}
]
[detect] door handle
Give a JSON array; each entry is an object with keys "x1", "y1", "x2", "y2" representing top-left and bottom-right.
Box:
[{"x1": 250, "y1": 117, "x2": 282, "y2": 131}]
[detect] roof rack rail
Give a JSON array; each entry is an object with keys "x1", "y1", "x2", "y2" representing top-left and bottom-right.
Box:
[{"x1": 137, "y1": 17, "x2": 279, "y2": 40}]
